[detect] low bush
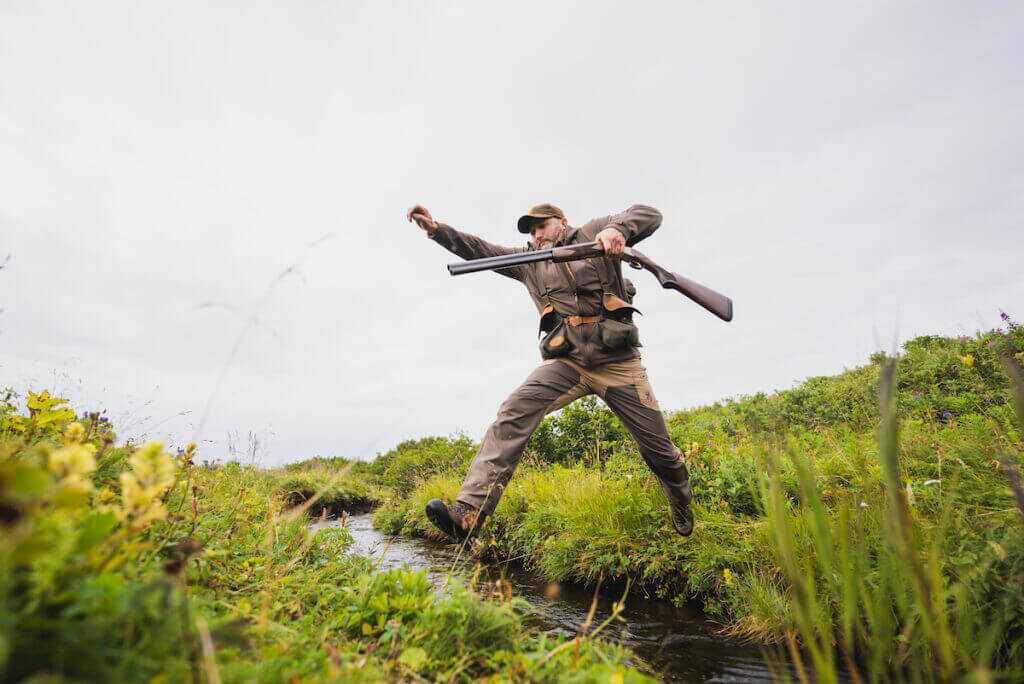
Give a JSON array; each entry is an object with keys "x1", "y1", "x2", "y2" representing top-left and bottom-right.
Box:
[{"x1": 370, "y1": 435, "x2": 477, "y2": 495}]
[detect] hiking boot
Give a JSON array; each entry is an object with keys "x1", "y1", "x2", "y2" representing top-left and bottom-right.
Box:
[
  {"x1": 425, "y1": 499, "x2": 483, "y2": 543},
  {"x1": 661, "y1": 481, "x2": 694, "y2": 537},
  {"x1": 668, "y1": 497, "x2": 694, "y2": 537}
]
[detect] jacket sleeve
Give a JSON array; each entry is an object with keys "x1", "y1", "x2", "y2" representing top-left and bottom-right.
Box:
[
  {"x1": 429, "y1": 222, "x2": 526, "y2": 281},
  {"x1": 578, "y1": 204, "x2": 663, "y2": 246}
]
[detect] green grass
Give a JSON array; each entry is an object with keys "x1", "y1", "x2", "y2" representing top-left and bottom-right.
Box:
[
  {"x1": 0, "y1": 393, "x2": 653, "y2": 682},
  {"x1": 276, "y1": 457, "x2": 386, "y2": 516},
  {"x1": 374, "y1": 324, "x2": 1024, "y2": 678},
  {"x1": 6, "y1": 321, "x2": 1022, "y2": 681}
]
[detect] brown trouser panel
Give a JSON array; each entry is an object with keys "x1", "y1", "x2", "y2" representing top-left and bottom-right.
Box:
[{"x1": 457, "y1": 358, "x2": 692, "y2": 515}]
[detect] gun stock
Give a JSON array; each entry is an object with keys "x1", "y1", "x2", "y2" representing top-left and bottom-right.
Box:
[{"x1": 623, "y1": 249, "x2": 733, "y2": 322}]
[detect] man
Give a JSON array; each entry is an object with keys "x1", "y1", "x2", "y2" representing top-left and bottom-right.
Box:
[{"x1": 406, "y1": 202, "x2": 694, "y2": 541}]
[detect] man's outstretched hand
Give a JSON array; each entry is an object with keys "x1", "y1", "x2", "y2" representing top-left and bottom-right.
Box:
[
  {"x1": 595, "y1": 227, "x2": 626, "y2": 257},
  {"x1": 407, "y1": 204, "x2": 438, "y2": 235}
]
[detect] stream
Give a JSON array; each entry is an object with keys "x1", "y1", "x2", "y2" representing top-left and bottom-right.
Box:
[{"x1": 313, "y1": 514, "x2": 799, "y2": 682}]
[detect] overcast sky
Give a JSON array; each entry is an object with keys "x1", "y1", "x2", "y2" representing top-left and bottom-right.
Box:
[{"x1": 2, "y1": 1, "x2": 1022, "y2": 465}]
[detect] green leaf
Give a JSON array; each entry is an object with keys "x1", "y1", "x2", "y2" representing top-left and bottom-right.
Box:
[
  {"x1": 75, "y1": 511, "x2": 119, "y2": 553},
  {"x1": 398, "y1": 646, "x2": 427, "y2": 671},
  {"x1": 8, "y1": 463, "x2": 51, "y2": 498}
]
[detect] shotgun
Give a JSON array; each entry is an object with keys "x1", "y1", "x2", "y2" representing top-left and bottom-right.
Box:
[{"x1": 447, "y1": 241, "x2": 733, "y2": 322}]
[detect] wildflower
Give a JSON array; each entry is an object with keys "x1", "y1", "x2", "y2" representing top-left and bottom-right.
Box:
[
  {"x1": 940, "y1": 410, "x2": 954, "y2": 421},
  {"x1": 961, "y1": 354, "x2": 974, "y2": 367},
  {"x1": 723, "y1": 568, "x2": 734, "y2": 586},
  {"x1": 63, "y1": 421, "x2": 86, "y2": 444},
  {"x1": 179, "y1": 442, "x2": 197, "y2": 466},
  {"x1": 48, "y1": 442, "x2": 97, "y2": 493},
  {"x1": 859, "y1": 501, "x2": 869, "y2": 509},
  {"x1": 1001, "y1": 310, "x2": 1011, "y2": 322},
  {"x1": 49, "y1": 443, "x2": 96, "y2": 478},
  {"x1": 120, "y1": 441, "x2": 177, "y2": 529},
  {"x1": 129, "y1": 442, "x2": 176, "y2": 492}
]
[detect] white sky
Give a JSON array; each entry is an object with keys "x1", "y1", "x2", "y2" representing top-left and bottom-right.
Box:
[{"x1": 2, "y1": 1, "x2": 1022, "y2": 465}]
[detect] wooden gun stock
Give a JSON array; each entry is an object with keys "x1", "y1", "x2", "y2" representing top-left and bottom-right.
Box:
[{"x1": 623, "y1": 248, "x2": 733, "y2": 322}]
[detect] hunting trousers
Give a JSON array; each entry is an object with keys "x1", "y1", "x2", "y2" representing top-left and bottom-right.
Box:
[{"x1": 457, "y1": 357, "x2": 692, "y2": 515}]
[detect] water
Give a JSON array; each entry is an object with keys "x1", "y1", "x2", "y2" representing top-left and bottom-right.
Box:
[{"x1": 313, "y1": 514, "x2": 793, "y2": 682}]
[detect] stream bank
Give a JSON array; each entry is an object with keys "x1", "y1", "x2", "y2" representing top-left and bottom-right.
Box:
[{"x1": 314, "y1": 513, "x2": 795, "y2": 682}]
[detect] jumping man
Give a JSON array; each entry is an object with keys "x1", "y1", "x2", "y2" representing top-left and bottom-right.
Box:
[{"x1": 406, "y1": 202, "x2": 694, "y2": 541}]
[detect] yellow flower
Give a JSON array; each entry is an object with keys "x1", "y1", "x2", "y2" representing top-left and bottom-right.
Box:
[
  {"x1": 129, "y1": 442, "x2": 176, "y2": 492},
  {"x1": 120, "y1": 442, "x2": 177, "y2": 530},
  {"x1": 63, "y1": 422, "x2": 86, "y2": 444},
  {"x1": 961, "y1": 354, "x2": 974, "y2": 367},
  {"x1": 49, "y1": 443, "x2": 97, "y2": 485},
  {"x1": 120, "y1": 472, "x2": 152, "y2": 510},
  {"x1": 723, "y1": 568, "x2": 734, "y2": 587},
  {"x1": 180, "y1": 442, "x2": 198, "y2": 465}
]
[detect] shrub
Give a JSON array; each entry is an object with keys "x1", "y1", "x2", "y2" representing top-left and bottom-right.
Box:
[{"x1": 371, "y1": 435, "x2": 476, "y2": 495}]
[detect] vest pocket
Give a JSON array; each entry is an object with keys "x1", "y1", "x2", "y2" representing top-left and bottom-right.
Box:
[
  {"x1": 598, "y1": 292, "x2": 641, "y2": 350},
  {"x1": 540, "y1": 318, "x2": 572, "y2": 359},
  {"x1": 537, "y1": 304, "x2": 572, "y2": 359},
  {"x1": 597, "y1": 318, "x2": 640, "y2": 350}
]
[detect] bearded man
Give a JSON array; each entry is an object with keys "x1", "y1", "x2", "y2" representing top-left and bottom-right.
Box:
[{"x1": 406, "y1": 202, "x2": 694, "y2": 541}]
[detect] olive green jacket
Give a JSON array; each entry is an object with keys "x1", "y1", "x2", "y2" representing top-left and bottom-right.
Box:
[{"x1": 430, "y1": 205, "x2": 662, "y2": 368}]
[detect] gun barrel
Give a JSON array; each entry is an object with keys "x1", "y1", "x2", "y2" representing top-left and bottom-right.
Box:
[{"x1": 447, "y1": 249, "x2": 553, "y2": 275}]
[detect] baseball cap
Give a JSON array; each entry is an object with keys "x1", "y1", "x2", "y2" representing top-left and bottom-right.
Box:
[{"x1": 517, "y1": 203, "x2": 565, "y2": 234}]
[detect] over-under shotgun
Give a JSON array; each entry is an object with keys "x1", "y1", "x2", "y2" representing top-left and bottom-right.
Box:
[{"x1": 447, "y1": 241, "x2": 733, "y2": 322}]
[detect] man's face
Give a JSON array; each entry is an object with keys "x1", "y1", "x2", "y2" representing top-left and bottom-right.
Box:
[{"x1": 530, "y1": 217, "x2": 566, "y2": 247}]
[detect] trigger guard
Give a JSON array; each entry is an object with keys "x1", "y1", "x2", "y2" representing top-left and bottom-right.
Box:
[{"x1": 627, "y1": 260, "x2": 643, "y2": 270}]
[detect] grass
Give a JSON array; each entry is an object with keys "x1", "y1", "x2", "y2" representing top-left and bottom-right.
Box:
[
  {"x1": 373, "y1": 323, "x2": 1024, "y2": 678},
  {"x1": 276, "y1": 457, "x2": 386, "y2": 516},
  {"x1": 5, "y1": 320, "x2": 1022, "y2": 681},
  {"x1": 0, "y1": 392, "x2": 653, "y2": 682}
]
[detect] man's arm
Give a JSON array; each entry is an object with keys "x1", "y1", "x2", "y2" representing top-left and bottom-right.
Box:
[
  {"x1": 580, "y1": 204, "x2": 663, "y2": 248},
  {"x1": 407, "y1": 204, "x2": 526, "y2": 281}
]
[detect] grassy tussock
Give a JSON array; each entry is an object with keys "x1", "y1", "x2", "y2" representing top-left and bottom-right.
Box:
[{"x1": 276, "y1": 458, "x2": 386, "y2": 516}]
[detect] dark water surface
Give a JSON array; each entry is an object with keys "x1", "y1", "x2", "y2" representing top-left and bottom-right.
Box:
[{"x1": 313, "y1": 514, "x2": 795, "y2": 682}]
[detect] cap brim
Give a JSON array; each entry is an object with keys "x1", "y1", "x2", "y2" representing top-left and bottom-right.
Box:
[{"x1": 517, "y1": 214, "x2": 538, "y2": 234}]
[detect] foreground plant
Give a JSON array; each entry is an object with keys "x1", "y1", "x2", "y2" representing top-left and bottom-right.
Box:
[
  {"x1": 1, "y1": 389, "x2": 651, "y2": 682},
  {"x1": 764, "y1": 352, "x2": 1024, "y2": 683}
]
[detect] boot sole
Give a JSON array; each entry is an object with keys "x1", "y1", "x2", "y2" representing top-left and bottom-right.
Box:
[
  {"x1": 425, "y1": 499, "x2": 469, "y2": 543},
  {"x1": 673, "y1": 506, "x2": 694, "y2": 537}
]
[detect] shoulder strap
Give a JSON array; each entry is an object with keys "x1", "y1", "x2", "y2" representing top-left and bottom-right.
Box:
[{"x1": 593, "y1": 256, "x2": 627, "y2": 299}]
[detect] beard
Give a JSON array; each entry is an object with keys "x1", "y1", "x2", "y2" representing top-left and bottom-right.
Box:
[{"x1": 535, "y1": 226, "x2": 566, "y2": 249}]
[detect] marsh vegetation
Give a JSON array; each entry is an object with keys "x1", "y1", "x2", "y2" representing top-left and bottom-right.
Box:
[{"x1": 3, "y1": 319, "x2": 1023, "y2": 682}]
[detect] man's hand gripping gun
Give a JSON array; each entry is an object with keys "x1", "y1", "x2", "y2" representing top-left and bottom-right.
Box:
[{"x1": 447, "y1": 242, "x2": 733, "y2": 322}]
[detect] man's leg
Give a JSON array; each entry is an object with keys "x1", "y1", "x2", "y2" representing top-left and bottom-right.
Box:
[
  {"x1": 427, "y1": 360, "x2": 587, "y2": 541},
  {"x1": 583, "y1": 358, "x2": 694, "y2": 535},
  {"x1": 457, "y1": 360, "x2": 588, "y2": 517}
]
